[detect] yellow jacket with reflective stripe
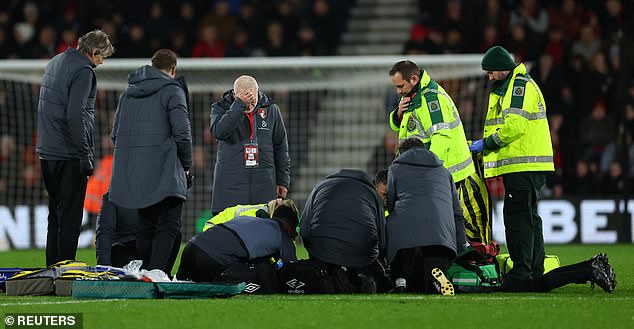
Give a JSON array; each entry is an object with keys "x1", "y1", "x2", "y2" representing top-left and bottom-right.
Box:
[
  {"x1": 202, "y1": 204, "x2": 267, "y2": 231},
  {"x1": 389, "y1": 70, "x2": 475, "y2": 183},
  {"x1": 482, "y1": 63, "x2": 554, "y2": 178}
]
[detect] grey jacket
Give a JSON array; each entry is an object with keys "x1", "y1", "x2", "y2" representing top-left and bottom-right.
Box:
[
  {"x1": 300, "y1": 169, "x2": 386, "y2": 268},
  {"x1": 386, "y1": 147, "x2": 467, "y2": 263},
  {"x1": 109, "y1": 65, "x2": 192, "y2": 209},
  {"x1": 36, "y1": 47, "x2": 96, "y2": 161},
  {"x1": 210, "y1": 90, "x2": 290, "y2": 213}
]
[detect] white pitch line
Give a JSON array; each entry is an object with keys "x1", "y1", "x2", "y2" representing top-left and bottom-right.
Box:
[{"x1": 1, "y1": 299, "x2": 118, "y2": 307}]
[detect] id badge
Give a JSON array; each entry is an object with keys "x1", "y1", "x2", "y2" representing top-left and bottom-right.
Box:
[{"x1": 244, "y1": 143, "x2": 259, "y2": 168}]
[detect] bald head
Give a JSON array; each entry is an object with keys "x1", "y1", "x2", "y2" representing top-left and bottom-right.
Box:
[{"x1": 233, "y1": 75, "x2": 259, "y2": 94}]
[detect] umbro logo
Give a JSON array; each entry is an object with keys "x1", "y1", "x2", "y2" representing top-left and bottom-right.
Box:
[
  {"x1": 285, "y1": 279, "x2": 306, "y2": 289},
  {"x1": 243, "y1": 283, "x2": 261, "y2": 293}
]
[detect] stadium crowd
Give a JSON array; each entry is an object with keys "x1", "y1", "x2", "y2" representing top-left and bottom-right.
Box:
[{"x1": 0, "y1": 0, "x2": 633, "y2": 213}]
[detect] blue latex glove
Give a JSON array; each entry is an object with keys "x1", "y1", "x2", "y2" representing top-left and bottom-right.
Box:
[{"x1": 469, "y1": 139, "x2": 484, "y2": 153}]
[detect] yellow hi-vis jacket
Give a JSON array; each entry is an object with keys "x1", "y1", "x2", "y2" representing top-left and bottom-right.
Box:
[
  {"x1": 389, "y1": 70, "x2": 475, "y2": 183},
  {"x1": 482, "y1": 63, "x2": 554, "y2": 178},
  {"x1": 202, "y1": 204, "x2": 268, "y2": 231}
]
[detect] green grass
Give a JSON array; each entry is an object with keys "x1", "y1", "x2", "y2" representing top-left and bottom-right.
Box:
[{"x1": 1, "y1": 245, "x2": 632, "y2": 329}]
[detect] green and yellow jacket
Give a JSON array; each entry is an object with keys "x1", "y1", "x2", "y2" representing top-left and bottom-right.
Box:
[
  {"x1": 389, "y1": 70, "x2": 475, "y2": 183},
  {"x1": 481, "y1": 63, "x2": 554, "y2": 177}
]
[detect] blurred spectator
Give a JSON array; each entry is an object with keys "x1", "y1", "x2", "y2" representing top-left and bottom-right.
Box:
[
  {"x1": 566, "y1": 160, "x2": 597, "y2": 196},
  {"x1": 145, "y1": 2, "x2": 172, "y2": 50},
  {"x1": 225, "y1": 27, "x2": 253, "y2": 57},
  {"x1": 22, "y1": 25, "x2": 57, "y2": 59},
  {"x1": 0, "y1": 28, "x2": 11, "y2": 58},
  {"x1": 572, "y1": 25, "x2": 601, "y2": 64},
  {"x1": 600, "y1": 162, "x2": 625, "y2": 195},
  {"x1": 296, "y1": 23, "x2": 316, "y2": 56},
  {"x1": 117, "y1": 24, "x2": 152, "y2": 58},
  {"x1": 578, "y1": 98, "x2": 616, "y2": 165},
  {"x1": 506, "y1": 24, "x2": 529, "y2": 62},
  {"x1": 308, "y1": 0, "x2": 338, "y2": 55},
  {"x1": 175, "y1": 2, "x2": 198, "y2": 46},
  {"x1": 530, "y1": 53, "x2": 565, "y2": 115},
  {"x1": 479, "y1": 24, "x2": 500, "y2": 53},
  {"x1": 192, "y1": 25, "x2": 225, "y2": 58},
  {"x1": 543, "y1": 26, "x2": 569, "y2": 66},
  {"x1": 273, "y1": 0, "x2": 300, "y2": 49},
  {"x1": 56, "y1": 28, "x2": 78, "y2": 54},
  {"x1": 509, "y1": 0, "x2": 548, "y2": 59},
  {"x1": 549, "y1": 0, "x2": 588, "y2": 41},
  {"x1": 200, "y1": 0, "x2": 236, "y2": 44},
  {"x1": 170, "y1": 28, "x2": 193, "y2": 58},
  {"x1": 578, "y1": 51, "x2": 616, "y2": 116},
  {"x1": 263, "y1": 21, "x2": 295, "y2": 56},
  {"x1": 236, "y1": 1, "x2": 264, "y2": 48},
  {"x1": 403, "y1": 24, "x2": 440, "y2": 55},
  {"x1": 477, "y1": 0, "x2": 509, "y2": 41}
]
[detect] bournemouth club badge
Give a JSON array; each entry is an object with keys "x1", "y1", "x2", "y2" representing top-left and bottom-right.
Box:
[{"x1": 257, "y1": 108, "x2": 268, "y2": 119}]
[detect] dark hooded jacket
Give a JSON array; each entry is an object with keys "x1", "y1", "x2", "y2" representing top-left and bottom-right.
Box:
[
  {"x1": 300, "y1": 169, "x2": 386, "y2": 267},
  {"x1": 210, "y1": 90, "x2": 290, "y2": 213},
  {"x1": 386, "y1": 147, "x2": 467, "y2": 263},
  {"x1": 109, "y1": 65, "x2": 192, "y2": 209}
]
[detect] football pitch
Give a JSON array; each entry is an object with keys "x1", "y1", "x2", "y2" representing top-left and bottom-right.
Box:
[{"x1": 1, "y1": 244, "x2": 632, "y2": 329}]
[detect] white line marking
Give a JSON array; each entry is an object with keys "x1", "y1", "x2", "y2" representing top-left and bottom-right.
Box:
[{"x1": 1, "y1": 299, "x2": 118, "y2": 307}]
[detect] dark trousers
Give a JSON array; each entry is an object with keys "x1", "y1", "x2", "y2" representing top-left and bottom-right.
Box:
[
  {"x1": 502, "y1": 260, "x2": 592, "y2": 292},
  {"x1": 391, "y1": 245, "x2": 454, "y2": 293},
  {"x1": 137, "y1": 197, "x2": 183, "y2": 272},
  {"x1": 176, "y1": 243, "x2": 225, "y2": 282},
  {"x1": 503, "y1": 172, "x2": 546, "y2": 280},
  {"x1": 111, "y1": 235, "x2": 181, "y2": 275},
  {"x1": 41, "y1": 159, "x2": 88, "y2": 267}
]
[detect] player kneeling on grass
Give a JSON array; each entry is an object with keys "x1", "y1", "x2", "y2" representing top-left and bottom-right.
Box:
[
  {"x1": 176, "y1": 204, "x2": 299, "y2": 282},
  {"x1": 386, "y1": 138, "x2": 468, "y2": 295}
]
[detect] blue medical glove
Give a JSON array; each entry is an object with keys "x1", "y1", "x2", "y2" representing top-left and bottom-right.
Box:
[{"x1": 469, "y1": 139, "x2": 484, "y2": 153}]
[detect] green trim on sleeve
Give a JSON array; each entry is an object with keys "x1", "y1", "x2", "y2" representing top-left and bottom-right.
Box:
[
  {"x1": 509, "y1": 75, "x2": 528, "y2": 110},
  {"x1": 423, "y1": 80, "x2": 444, "y2": 125}
]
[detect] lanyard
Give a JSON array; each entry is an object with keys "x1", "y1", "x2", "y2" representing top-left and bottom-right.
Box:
[{"x1": 246, "y1": 111, "x2": 256, "y2": 142}]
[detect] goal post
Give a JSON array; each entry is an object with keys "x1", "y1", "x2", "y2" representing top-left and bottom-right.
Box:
[{"x1": 0, "y1": 55, "x2": 488, "y2": 247}]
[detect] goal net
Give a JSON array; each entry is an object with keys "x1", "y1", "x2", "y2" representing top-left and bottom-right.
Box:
[{"x1": 0, "y1": 55, "x2": 488, "y2": 248}]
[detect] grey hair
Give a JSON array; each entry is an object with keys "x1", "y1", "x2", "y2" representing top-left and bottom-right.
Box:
[
  {"x1": 233, "y1": 75, "x2": 259, "y2": 93},
  {"x1": 77, "y1": 29, "x2": 115, "y2": 57}
]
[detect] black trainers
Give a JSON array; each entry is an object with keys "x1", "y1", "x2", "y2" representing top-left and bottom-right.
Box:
[
  {"x1": 357, "y1": 273, "x2": 377, "y2": 294},
  {"x1": 591, "y1": 253, "x2": 616, "y2": 291},
  {"x1": 590, "y1": 260, "x2": 615, "y2": 293},
  {"x1": 431, "y1": 268, "x2": 454, "y2": 296}
]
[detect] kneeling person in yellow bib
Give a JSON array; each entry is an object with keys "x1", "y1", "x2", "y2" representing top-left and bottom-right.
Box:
[
  {"x1": 389, "y1": 61, "x2": 491, "y2": 243},
  {"x1": 202, "y1": 198, "x2": 298, "y2": 232}
]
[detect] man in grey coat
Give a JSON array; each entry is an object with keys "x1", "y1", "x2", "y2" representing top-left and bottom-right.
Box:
[
  {"x1": 301, "y1": 169, "x2": 387, "y2": 292},
  {"x1": 36, "y1": 30, "x2": 114, "y2": 266},
  {"x1": 387, "y1": 138, "x2": 468, "y2": 294},
  {"x1": 110, "y1": 49, "x2": 192, "y2": 272},
  {"x1": 210, "y1": 75, "x2": 290, "y2": 214}
]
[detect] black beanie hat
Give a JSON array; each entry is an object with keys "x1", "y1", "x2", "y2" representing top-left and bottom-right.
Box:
[{"x1": 481, "y1": 46, "x2": 516, "y2": 71}]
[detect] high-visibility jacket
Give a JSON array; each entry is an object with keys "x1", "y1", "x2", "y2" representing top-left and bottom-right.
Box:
[
  {"x1": 202, "y1": 204, "x2": 267, "y2": 231},
  {"x1": 84, "y1": 155, "x2": 113, "y2": 214},
  {"x1": 482, "y1": 63, "x2": 554, "y2": 178},
  {"x1": 389, "y1": 70, "x2": 475, "y2": 183}
]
